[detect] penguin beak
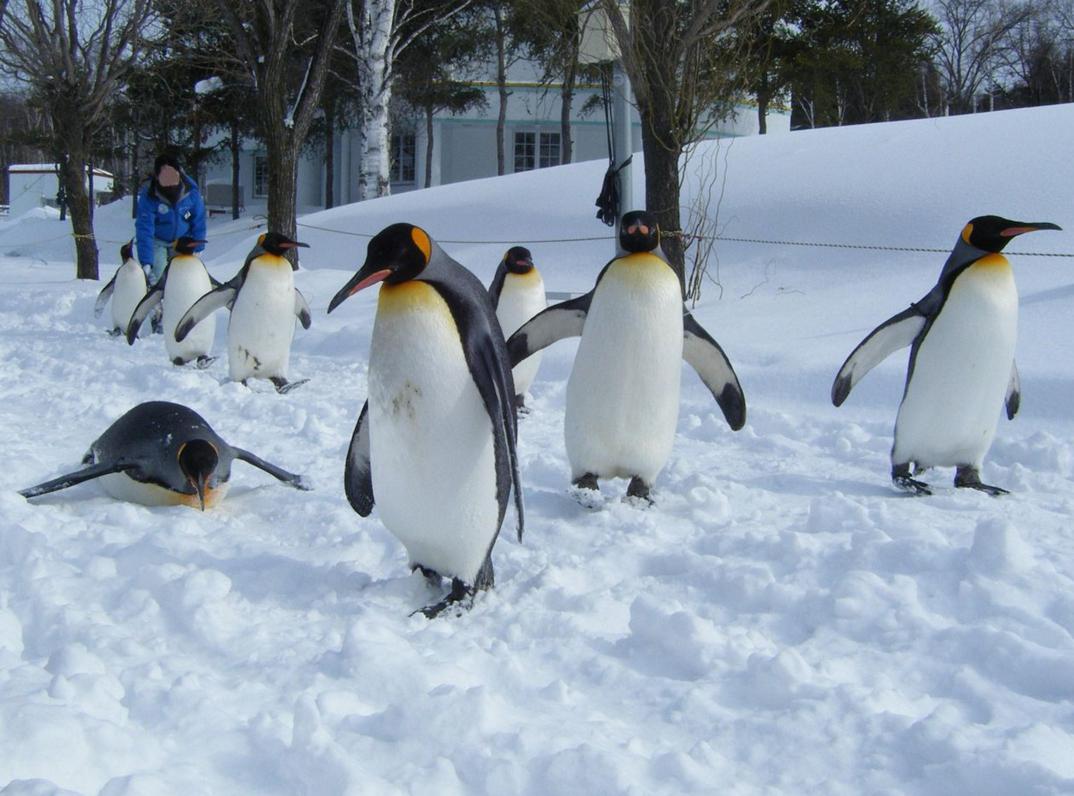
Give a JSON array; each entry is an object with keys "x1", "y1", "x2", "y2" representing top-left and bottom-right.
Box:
[
  {"x1": 277, "y1": 239, "x2": 310, "y2": 249},
  {"x1": 189, "y1": 472, "x2": 211, "y2": 511},
  {"x1": 1000, "y1": 221, "x2": 1062, "y2": 237},
  {"x1": 327, "y1": 263, "x2": 393, "y2": 313}
]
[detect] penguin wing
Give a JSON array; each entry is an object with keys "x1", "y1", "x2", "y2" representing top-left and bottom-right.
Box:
[
  {"x1": 94, "y1": 274, "x2": 117, "y2": 318},
  {"x1": 344, "y1": 401, "x2": 374, "y2": 516},
  {"x1": 175, "y1": 283, "x2": 237, "y2": 343},
  {"x1": 488, "y1": 260, "x2": 509, "y2": 307},
  {"x1": 230, "y1": 446, "x2": 311, "y2": 490},
  {"x1": 294, "y1": 289, "x2": 312, "y2": 330},
  {"x1": 505, "y1": 291, "x2": 593, "y2": 367},
  {"x1": 1006, "y1": 360, "x2": 1020, "y2": 420},
  {"x1": 20, "y1": 460, "x2": 131, "y2": 499},
  {"x1": 430, "y1": 275, "x2": 524, "y2": 542},
  {"x1": 124, "y1": 280, "x2": 165, "y2": 344},
  {"x1": 682, "y1": 311, "x2": 747, "y2": 430},
  {"x1": 831, "y1": 306, "x2": 929, "y2": 406}
]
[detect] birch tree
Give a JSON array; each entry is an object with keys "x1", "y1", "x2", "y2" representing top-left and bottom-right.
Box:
[
  {"x1": 214, "y1": 0, "x2": 347, "y2": 241},
  {"x1": 346, "y1": 0, "x2": 472, "y2": 200},
  {"x1": 0, "y1": 0, "x2": 152, "y2": 279}
]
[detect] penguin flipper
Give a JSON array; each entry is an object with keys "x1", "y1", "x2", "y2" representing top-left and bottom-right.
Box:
[
  {"x1": 175, "y1": 284, "x2": 236, "y2": 343},
  {"x1": 294, "y1": 289, "x2": 312, "y2": 330},
  {"x1": 505, "y1": 291, "x2": 592, "y2": 367},
  {"x1": 488, "y1": 261, "x2": 508, "y2": 307},
  {"x1": 682, "y1": 311, "x2": 747, "y2": 430},
  {"x1": 231, "y1": 447, "x2": 311, "y2": 490},
  {"x1": 19, "y1": 461, "x2": 129, "y2": 499},
  {"x1": 94, "y1": 274, "x2": 117, "y2": 318},
  {"x1": 1006, "y1": 360, "x2": 1020, "y2": 420},
  {"x1": 832, "y1": 306, "x2": 928, "y2": 406},
  {"x1": 344, "y1": 401, "x2": 374, "y2": 516},
  {"x1": 124, "y1": 283, "x2": 164, "y2": 344}
]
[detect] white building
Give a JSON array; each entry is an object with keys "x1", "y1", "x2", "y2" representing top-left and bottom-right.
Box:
[
  {"x1": 6, "y1": 164, "x2": 114, "y2": 218},
  {"x1": 201, "y1": 65, "x2": 789, "y2": 216}
]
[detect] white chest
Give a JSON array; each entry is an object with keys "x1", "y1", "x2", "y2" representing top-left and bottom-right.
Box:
[
  {"x1": 228, "y1": 261, "x2": 296, "y2": 378},
  {"x1": 164, "y1": 258, "x2": 214, "y2": 359},
  {"x1": 496, "y1": 271, "x2": 547, "y2": 396},
  {"x1": 112, "y1": 262, "x2": 147, "y2": 330}
]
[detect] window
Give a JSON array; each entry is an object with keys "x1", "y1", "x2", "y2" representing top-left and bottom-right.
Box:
[
  {"x1": 514, "y1": 131, "x2": 561, "y2": 172},
  {"x1": 254, "y1": 155, "x2": 268, "y2": 198},
  {"x1": 390, "y1": 132, "x2": 416, "y2": 184}
]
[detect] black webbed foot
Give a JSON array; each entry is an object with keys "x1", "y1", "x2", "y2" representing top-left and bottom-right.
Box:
[
  {"x1": 271, "y1": 376, "x2": 309, "y2": 394},
  {"x1": 955, "y1": 466, "x2": 1009, "y2": 496},
  {"x1": 625, "y1": 476, "x2": 654, "y2": 507},
  {"x1": 414, "y1": 578, "x2": 473, "y2": 619},
  {"x1": 108, "y1": 328, "x2": 123, "y2": 337},
  {"x1": 892, "y1": 463, "x2": 932, "y2": 496},
  {"x1": 195, "y1": 355, "x2": 215, "y2": 370},
  {"x1": 414, "y1": 565, "x2": 442, "y2": 589}
]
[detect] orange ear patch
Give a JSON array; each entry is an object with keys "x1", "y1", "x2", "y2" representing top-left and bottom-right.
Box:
[
  {"x1": 961, "y1": 223, "x2": 974, "y2": 244},
  {"x1": 411, "y1": 227, "x2": 432, "y2": 263}
]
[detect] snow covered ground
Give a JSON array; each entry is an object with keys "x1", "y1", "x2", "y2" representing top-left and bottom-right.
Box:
[{"x1": 1, "y1": 103, "x2": 1073, "y2": 795}]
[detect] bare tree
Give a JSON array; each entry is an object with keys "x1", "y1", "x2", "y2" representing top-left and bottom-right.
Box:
[
  {"x1": 346, "y1": 0, "x2": 472, "y2": 200},
  {"x1": 214, "y1": 0, "x2": 347, "y2": 243},
  {"x1": 0, "y1": 0, "x2": 151, "y2": 279},
  {"x1": 600, "y1": 0, "x2": 768, "y2": 293},
  {"x1": 932, "y1": 0, "x2": 1033, "y2": 113}
]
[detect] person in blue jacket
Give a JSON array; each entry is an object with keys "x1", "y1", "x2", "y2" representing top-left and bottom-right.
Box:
[{"x1": 136, "y1": 153, "x2": 207, "y2": 285}]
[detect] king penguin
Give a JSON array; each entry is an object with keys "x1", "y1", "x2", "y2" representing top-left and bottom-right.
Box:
[
  {"x1": 327, "y1": 223, "x2": 524, "y2": 618},
  {"x1": 126, "y1": 236, "x2": 217, "y2": 367},
  {"x1": 175, "y1": 232, "x2": 312, "y2": 392},
  {"x1": 489, "y1": 246, "x2": 547, "y2": 410},
  {"x1": 507, "y1": 210, "x2": 746, "y2": 504},
  {"x1": 20, "y1": 401, "x2": 310, "y2": 509},
  {"x1": 832, "y1": 215, "x2": 1062, "y2": 495},
  {"x1": 95, "y1": 240, "x2": 147, "y2": 336}
]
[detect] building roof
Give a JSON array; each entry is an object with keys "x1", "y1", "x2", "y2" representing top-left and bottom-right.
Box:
[{"x1": 7, "y1": 163, "x2": 114, "y2": 178}]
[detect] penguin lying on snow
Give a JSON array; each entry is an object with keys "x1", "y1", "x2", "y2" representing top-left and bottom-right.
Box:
[
  {"x1": 176, "y1": 232, "x2": 312, "y2": 393},
  {"x1": 95, "y1": 240, "x2": 146, "y2": 336},
  {"x1": 507, "y1": 210, "x2": 746, "y2": 505},
  {"x1": 19, "y1": 401, "x2": 309, "y2": 509},
  {"x1": 832, "y1": 215, "x2": 1062, "y2": 496},
  {"x1": 489, "y1": 246, "x2": 546, "y2": 410},
  {"x1": 126, "y1": 236, "x2": 218, "y2": 367},
  {"x1": 328, "y1": 223, "x2": 524, "y2": 618}
]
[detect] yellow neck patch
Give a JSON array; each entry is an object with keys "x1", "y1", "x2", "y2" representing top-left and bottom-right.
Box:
[
  {"x1": 378, "y1": 279, "x2": 439, "y2": 312},
  {"x1": 970, "y1": 253, "x2": 1010, "y2": 270}
]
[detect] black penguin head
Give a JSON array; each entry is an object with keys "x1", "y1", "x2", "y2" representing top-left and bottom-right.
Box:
[
  {"x1": 177, "y1": 439, "x2": 219, "y2": 511},
  {"x1": 327, "y1": 223, "x2": 433, "y2": 313},
  {"x1": 503, "y1": 246, "x2": 534, "y2": 274},
  {"x1": 258, "y1": 232, "x2": 310, "y2": 257},
  {"x1": 961, "y1": 215, "x2": 1062, "y2": 253},
  {"x1": 173, "y1": 236, "x2": 205, "y2": 256},
  {"x1": 120, "y1": 239, "x2": 134, "y2": 262},
  {"x1": 619, "y1": 211, "x2": 660, "y2": 253}
]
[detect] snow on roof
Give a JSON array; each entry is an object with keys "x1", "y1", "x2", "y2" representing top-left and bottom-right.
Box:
[{"x1": 7, "y1": 163, "x2": 114, "y2": 177}]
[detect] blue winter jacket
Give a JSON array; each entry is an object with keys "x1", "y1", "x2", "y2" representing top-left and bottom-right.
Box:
[{"x1": 135, "y1": 173, "x2": 207, "y2": 265}]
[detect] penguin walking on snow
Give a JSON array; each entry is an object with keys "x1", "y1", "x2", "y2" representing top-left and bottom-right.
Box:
[
  {"x1": 126, "y1": 236, "x2": 217, "y2": 367},
  {"x1": 489, "y1": 246, "x2": 547, "y2": 410},
  {"x1": 832, "y1": 215, "x2": 1062, "y2": 495},
  {"x1": 95, "y1": 240, "x2": 147, "y2": 336},
  {"x1": 507, "y1": 210, "x2": 746, "y2": 505},
  {"x1": 327, "y1": 223, "x2": 524, "y2": 618},
  {"x1": 175, "y1": 232, "x2": 312, "y2": 393},
  {"x1": 20, "y1": 401, "x2": 309, "y2": 510}
]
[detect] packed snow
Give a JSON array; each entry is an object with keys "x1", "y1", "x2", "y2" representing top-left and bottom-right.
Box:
[{"x1": 1, "y1": 103, "x2": 1073, "y2": 795}]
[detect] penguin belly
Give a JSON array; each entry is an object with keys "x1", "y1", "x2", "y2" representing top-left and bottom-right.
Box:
[
  {"x1": 112, "y1": 263, "x2": 147, "y2": 332},
  {"x1": 368, "y1": 281, "x2": 500, "y2": 583},
  {"x1": 163, "y1": 258, "x2": 215, "y2": 362},
  {"x1": 228, "y1": 262, "x2": 296, "y2": 381},
  {"x1": 893, "y1": 257, "x2": 1018, "y2": 469},
  {"x1": 565, "y1": 254, "x2": 683, "y2": 483},
  {"x1": 97, "y1": 471, "x2": 229, "y2": 509},
  {"x1": 496, "y1": 270, "x2": 546, "y2": 396}
]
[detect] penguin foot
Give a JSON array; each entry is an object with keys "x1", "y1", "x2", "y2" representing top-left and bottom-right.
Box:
[
  {"x1": 415, "y1": 578, "x2": 474, "y2": 619},
  {"x1": 414, "y1": 565, "x2": 442, "y2": 589},
  {"x1": 107, "y1": 328, "x2": 123, "y2": 337},
  {"x1": 624, "y1": 476, "x2": 654, "y2": 507},
  {"x1": 569, "y1": 473, "x2": 603, "y2": 508},
  {"x1": 194, "y1": 355, "x2": 216, "y2": 370},
  {"x1": 271, "y1": 376, "x2": 310, "y2": 394},
  {"x1": 514, "y1": 395, "x2": 530, "y2": 415},
  {"x1": 955, "y1": 466, "x2": 1009, "y2": 496},
  {"x1": 892, "y1": 464, "x2": 931, "y2": 496}
]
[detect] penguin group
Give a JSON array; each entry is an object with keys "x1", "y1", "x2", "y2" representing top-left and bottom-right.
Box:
[{"x1": 24, "y1": 207, "x2": 1065, "y2": 618}]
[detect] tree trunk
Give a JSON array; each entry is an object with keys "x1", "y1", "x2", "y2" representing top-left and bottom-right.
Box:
[
  {"x1": 425, "y1": 105, "x2": 434, "y2": 188},
  {"x1": 60, "y1": 148, "x2": 99, "y2": 280},
  {"x1": 230, "y1": 121, "x2": 241, "y2": 220},
  {"x1": 757, "y1": 71, "x2": 769, "y2": 134},
  {"x1": 641, "y1": 129, "x2": 684, "y2": 296},
  {"x1": 354, "y1": 0, "x2": 395, "y2": 200},
  {"x1": 325, "y1": 99, "x2": 335, "y2": 209},
  {"x1": 264, "y1": 127, "x2": 299, "y2": 258},
  {"x1": 560, "y1": 56, "x2": 577, "y2": 164},
  {"x1": 494, "y1": 6, "x2": 508, "y2": 176}
]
